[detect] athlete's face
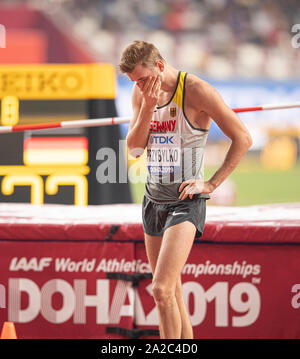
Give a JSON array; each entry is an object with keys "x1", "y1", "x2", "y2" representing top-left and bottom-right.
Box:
[{"x1": 127, "y1": 62, "x2": 163, "y2": 90}]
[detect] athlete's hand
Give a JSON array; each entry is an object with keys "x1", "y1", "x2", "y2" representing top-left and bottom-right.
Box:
[
  {"x1": 178, "y1": 178, "x2": 215, "y2": 200},
  {"x1": 140, "y1": 75, "x2": 161, "y2": 111}
]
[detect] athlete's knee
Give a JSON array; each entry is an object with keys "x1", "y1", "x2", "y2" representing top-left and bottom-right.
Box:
[
  {"x1": 152, "y1": 281, "x2": 176, "y2": 306},
  {"x1": 175, "y1": 279, "x2": 183, "y2": 301}
]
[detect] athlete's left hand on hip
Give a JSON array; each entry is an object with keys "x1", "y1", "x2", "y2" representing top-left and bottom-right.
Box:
[{"x1": 178, "y1": 179, "x2": 215, "y2": 200}]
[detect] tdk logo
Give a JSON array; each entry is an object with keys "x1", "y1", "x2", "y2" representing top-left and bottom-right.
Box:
[
  {"x1": 0, "y1": 283, "x2": 5, "y2": 309},
  {"x1": 151, "y1": 135, "x2": 174, "y2": 144}
]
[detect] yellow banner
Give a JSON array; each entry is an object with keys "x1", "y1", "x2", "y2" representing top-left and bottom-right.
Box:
[{"x1": 0, "y1": 63, "x2": 116, "y2": 100}]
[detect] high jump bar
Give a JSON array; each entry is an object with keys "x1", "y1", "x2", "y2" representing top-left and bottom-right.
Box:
[{"x1": 0, "y1": 101, "x2": 299, "y2": 134}]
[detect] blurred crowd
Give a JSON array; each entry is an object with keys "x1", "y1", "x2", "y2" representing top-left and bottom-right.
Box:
[{"x1": 16, "y1": 0, "x2": 300, "y2": 78}]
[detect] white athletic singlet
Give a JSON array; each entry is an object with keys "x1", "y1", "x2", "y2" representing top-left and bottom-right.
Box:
[{"x1": 145, "y1": 71, "x2": 210, "y2": 204}]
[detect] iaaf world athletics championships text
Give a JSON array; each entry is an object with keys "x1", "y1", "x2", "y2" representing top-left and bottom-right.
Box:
[{"x1": 9, "y1": 257, "x2": 260, "y2": 279}]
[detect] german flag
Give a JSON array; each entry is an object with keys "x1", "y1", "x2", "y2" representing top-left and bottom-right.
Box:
[{"x1": 23, "y1": 137, "x2": 88, "y2": 166}]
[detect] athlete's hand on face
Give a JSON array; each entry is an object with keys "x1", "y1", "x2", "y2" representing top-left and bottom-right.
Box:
[
  {"x1": 178, "y1": 178, "x2": 215, "y2": 200},
  {"x1": 140, "y1": 75, "x2": 161, "y2": 111}
]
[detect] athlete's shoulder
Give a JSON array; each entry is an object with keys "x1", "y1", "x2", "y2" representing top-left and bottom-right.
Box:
[{"x1": 185, "y1": 73, "x2": 220, "y2": 106}]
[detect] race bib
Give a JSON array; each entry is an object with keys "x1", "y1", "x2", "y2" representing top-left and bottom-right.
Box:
[{"x1": 146, "y1": 133, "x2": 181, "y2": 175}]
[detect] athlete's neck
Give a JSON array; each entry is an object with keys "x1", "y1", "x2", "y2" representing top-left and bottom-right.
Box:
[{"x1": 160, "y1": 64, "x2": 179, "y2": 93}]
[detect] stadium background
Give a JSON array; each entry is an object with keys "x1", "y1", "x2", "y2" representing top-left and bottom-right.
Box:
[{"x1": 0, "y1": 0, "x2": 299, "y2": 207}]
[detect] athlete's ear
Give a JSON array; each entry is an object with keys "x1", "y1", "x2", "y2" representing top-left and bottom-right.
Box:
[{"x1": 156, "y1": 60, "x2": 164, "y2": 73}]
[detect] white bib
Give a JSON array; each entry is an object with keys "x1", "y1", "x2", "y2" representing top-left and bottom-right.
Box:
[{"x1": 147, "y1": 133, "x2": 181, "y2": 175}]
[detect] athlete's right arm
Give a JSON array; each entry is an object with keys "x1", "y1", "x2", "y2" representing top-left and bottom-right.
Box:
[{"x1": 126, "y1": 76, "x2": 160, "y2": 157}]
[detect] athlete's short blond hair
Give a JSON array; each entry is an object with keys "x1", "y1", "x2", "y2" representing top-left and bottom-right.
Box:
[{"x1": 119, "y1": 40, "x2": 165, "y2": 73}]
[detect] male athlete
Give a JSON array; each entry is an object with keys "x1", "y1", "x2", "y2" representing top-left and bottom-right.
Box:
[{"x1": 119, "y1": 41, "x2": 252, "y2": 339}]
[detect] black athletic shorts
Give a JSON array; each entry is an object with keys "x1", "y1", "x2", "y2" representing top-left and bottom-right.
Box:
[{"x1": 142, "y1": 194, "x2": 210, "y2": 238}]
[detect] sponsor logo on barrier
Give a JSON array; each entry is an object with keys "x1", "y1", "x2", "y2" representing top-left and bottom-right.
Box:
[
  {"x1": 291, "y1": 284, "x2": 300, "y2": 309},
  {"x1": 150, "y1": 135, "x2": 174, "y2": 145},
  {"x1": 183, "y1": 260, "x2": 261, "y2": 279},
  {"x1": 0, "y1": 71, "x2": 83, "y2": 96},
  {"x1": 170, "y1": 107, "x2": 176, "y2": 118},
  {"x1": 9, "y1": 257, "x2": 151, "y2": 273},
  {"x1": 10, "y1": 257, "x2": 53, "y2": 272}
]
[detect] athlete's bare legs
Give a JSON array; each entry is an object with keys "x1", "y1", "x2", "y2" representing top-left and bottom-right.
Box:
[{"x1": 144, "y1": 221, "x2": 196, "y2": 339}]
